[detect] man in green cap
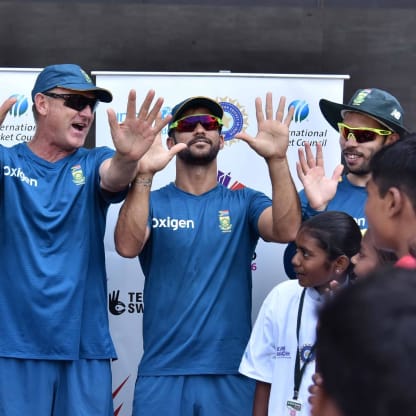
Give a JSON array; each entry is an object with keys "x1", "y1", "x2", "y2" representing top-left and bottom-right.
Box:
[{"x1": 284, "y1": 88, "x2": 409, "y2": 278}]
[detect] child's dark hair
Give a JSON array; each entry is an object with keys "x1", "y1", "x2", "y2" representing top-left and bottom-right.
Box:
[
  {"x1": 316, "y1": 266, "x2": 416, "y2": 416},
  {"x1": 300, "y1": 211, "x2": 362, "y2": 272},
  {"x1": 370, "y1": 135, "x2": 416, "y2": 211}
]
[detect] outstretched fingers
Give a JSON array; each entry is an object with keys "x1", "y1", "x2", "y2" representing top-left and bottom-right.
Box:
[
  {"x1": 125, "y1": 89, "x2": 139, "y2": 120},
  {"x1": 254, "y1": 96, "x2": 265, "y2": 124},
  {"x1": 137, "y1": 91, "x2": 164, "y2": 125},
  {"x1": 304, "y1": 142, "x2": 317, "y2": 167},
  {"x1": 283, "y1": 101, "x2": 294, "y2": 126},
  {"x1": 274, "y1": 95, "x2": 286, "y2": 122},
  {"x1": 265, "y1": 92, "x2": 274, "y2": 120},
  {"x1": 297, "y1": 147, "x2": 309, "y2": 174},
  {"x1": 124, "y1": 89, "x2": 165, "y2": 127}
]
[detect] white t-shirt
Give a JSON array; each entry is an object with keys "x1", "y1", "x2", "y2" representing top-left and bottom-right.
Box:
[{"x1": 239, "y1": 279, "x2": 322, "y2": 416}]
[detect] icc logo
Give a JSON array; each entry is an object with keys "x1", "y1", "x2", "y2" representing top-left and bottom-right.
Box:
[
  {"x1": 289, "y1": 100, "x2": 309, "y2": 123},
  {"x1": 8, "y1": 94, "x2": 29, "y2": 117}
]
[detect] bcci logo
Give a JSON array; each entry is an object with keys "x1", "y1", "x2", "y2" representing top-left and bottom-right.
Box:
[
  {"x1": 300, "y1": 344, "x2": 316, "y2": 363},
  {"x1": 289, "y1": 100, "x2": 309, "y2": 123},
  {"x1": 8, "y1": 94, "x2": 29, "y2": 117},
  {"x1": 217, "y1": 98, "x2": 249, "y2": 144}
]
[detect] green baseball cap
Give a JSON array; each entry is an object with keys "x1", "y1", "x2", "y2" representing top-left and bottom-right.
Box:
[{"x1": 319, "y1": 88, "x2": 409, "y2": 136}]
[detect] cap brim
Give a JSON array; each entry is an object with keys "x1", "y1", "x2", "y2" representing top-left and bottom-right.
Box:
[
  {"x1": 57, "y1": 84, "x2": 113, "y2": 103},
  {"x1": 319, "y1": 99, "x2": 346, "y2": 132},
  {"x1": 319, "y1": 98, "x2": 408, "y2": 136}
]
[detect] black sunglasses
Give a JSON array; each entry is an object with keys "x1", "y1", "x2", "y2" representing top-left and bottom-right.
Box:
[{"x1": 43, "y1": 92, "x2": 99, "y2": 112}]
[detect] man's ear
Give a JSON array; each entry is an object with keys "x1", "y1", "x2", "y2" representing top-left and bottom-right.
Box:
[
  {"x1": 34, "y1": 93, "x2": 49, "y2": 116},
  {"x1": 385, "y1": 132, "x2": 400, "y2": 145},
  {"x1": 219, "y1": 133, "x2": 225, "y2": 149},
  {"x1": 386, "y1": 187, "x2": 404, "y2": 217}
]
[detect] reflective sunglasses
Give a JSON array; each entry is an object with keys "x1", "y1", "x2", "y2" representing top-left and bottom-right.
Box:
[
  {"x1": 43, "y1": 92, "x2": 99, "y2": 112},
  {"x1": 337, "y1": 122, "x2": 393, "y2": 143},
  {"x1": 169, "y1": 114, "x2": 223, "y2": 133}
]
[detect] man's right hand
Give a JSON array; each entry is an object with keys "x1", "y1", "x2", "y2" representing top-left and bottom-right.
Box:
[{"x1": 296, "y1": 142, "x2": 344, "y2": 211}]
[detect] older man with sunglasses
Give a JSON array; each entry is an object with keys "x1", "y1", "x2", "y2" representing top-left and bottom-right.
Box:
[
  {"x1": 115, "y1": 94, "x2": 301, "y2": 415},
  {"x1": 284, "y1": 88, "x2": 409, "y2": 278},
  {"x1": 0, "y1": 64, "x2": 177, "y2": 416}
]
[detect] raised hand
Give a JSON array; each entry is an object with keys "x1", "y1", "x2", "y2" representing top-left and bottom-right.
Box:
[
  {"x1": 136, "y1": 116, "x2": 187, "y2": 175},
  {"x1": 107, "y1": 89, "x2": 170, "y2": 163},
  {"x1": 234, "y1": 93, "x2": 294, "y2": 161},
  {"x1": 296, "y1": 142, "x2": 344, "y2": 211}
]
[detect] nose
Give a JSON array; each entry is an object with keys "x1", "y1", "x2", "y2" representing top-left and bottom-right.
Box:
[
  {"x1": 291, "y1": 250, "x2": 300, "y2": 266},
  {"x1": 193, "y1": 122, "x2": 207, "y2": 134},
  {"x1": 79, "y1": 104, "x2": 94, "y2": 117},
  {"x1": 351, "y1": 253, "x2": 359, "y2": 265},
  {"x1": 341, "y1": 133, "x2": 358, "y2": 148},
  {"x1": 347, "y1": 132, "x2": 358, "y2": 142}
]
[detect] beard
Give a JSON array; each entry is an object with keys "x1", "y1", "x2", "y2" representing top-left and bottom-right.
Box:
[
  {"x1": 176, "y1": 136, "x2": 221, "y2": 166},
  {"x1": 347, "y1": 163, "x2": 371, "y2": 176},
  {"x1": 342, "y1": 151, "x2": 371, "y2": 176}
]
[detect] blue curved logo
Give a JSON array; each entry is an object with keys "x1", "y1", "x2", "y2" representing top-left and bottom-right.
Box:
[
  {"x1": 8, "y1": 94, "x2": 29, "y2": 117},
  {"x1": 220, "y1": 101, "x2": 244, "y2": 142},
  {"x1": 289, "y1": 100, "x2": 309, "y2": 123},
  {"x1": 300, "y1": 344, "x2": 316, "y2": 363}
]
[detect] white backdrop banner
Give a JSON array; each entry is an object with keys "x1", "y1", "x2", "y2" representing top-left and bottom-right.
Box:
[
  {"x1": 93, "y1": 71, "x2": 348, "y2": 416},
  {"x1": 0, "y1": 69, "x2": 347, "y2": 415},
  {"x1": 0, "y1": 68, "x2": 41, "y2": 146}
]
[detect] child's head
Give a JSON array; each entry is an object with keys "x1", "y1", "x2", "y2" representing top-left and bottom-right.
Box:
[
  {"x1": 314, "y1": 266, "x2": 416, "y2": 416},
  {"x1": 366, "y1": 135, "x2": 416, "y2": 256},
  {"x1": 351, "y1": 229, "x2": 398, "y2": 279},
  {"x1": 292, "y1": 211, "x2": 361, "y2": 293}
]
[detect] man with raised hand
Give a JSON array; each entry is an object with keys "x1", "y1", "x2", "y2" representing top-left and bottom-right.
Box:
[
  {"x1": 0, "y1": 64, "x2": 181, "y2": 416},
  {"x1": 115, "y1": 93, "x2": 301, "y2": 415}
]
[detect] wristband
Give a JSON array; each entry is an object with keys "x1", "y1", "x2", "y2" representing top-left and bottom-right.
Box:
[{"x1": 134, "y1": 177, "x2": 152, "y2": 187}]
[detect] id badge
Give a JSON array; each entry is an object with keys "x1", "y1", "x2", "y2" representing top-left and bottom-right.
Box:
[{"x1": 286, "y1": 398, "x2": 302, "y2": 416}]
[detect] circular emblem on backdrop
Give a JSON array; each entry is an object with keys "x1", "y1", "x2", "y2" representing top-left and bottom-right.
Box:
[
  {"x1": 300, "y1": 344, "x2": 316, "y2": 363},
  {"x1": 8, "y1": 94, "x2": 29, "y2": 117},
  {"x1": 289, "y1": 99, "x2": 309, "y2": 123},
  {"x1": 217, "y1": 98, "x2": 249, "y2": 143}
]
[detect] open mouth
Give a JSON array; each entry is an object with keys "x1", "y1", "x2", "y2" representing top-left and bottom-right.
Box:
[
  {"x1": 343, "y1": 152, "x2": 363, "y2": 162},
  {"x1": 72, "y1": 122, "x2": 87, "y2": 132}
]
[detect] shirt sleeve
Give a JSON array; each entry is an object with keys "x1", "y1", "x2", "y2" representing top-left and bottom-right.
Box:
[{"x1": 239, "y1": 287, "x2": 279, "y2": 383}]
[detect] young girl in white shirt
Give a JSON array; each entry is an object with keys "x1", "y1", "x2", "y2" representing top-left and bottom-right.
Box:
[{"x1": 239, "y1": 211, "x2": 361, "y2": 416}]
